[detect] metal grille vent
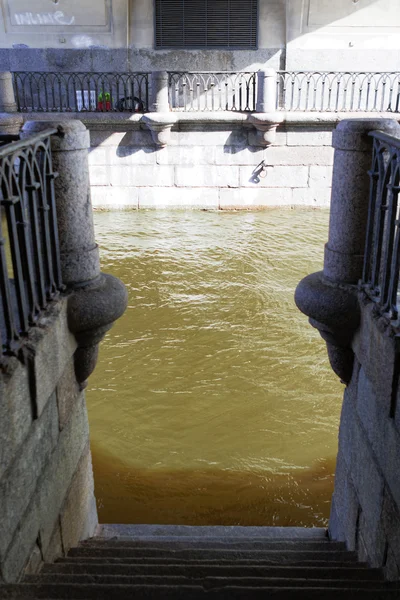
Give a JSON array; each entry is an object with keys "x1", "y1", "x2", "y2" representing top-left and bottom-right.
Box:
[{"x1": 155, "y1": 0, "x2": 258, "y2": 49}]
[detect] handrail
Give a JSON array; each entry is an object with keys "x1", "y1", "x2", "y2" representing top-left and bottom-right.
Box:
[
  {"x1": 0, "y1": 128, "x2": 63, "y2": 359},
  {"x1": 277, "y1": 71, "x2": 400, "y2": 113},
  {"x1": 12, "y1": 71, "x2": 150, "y2": 113},
  {"x1": 361, "y1": 130, "x2": 400, "y2": 320}
]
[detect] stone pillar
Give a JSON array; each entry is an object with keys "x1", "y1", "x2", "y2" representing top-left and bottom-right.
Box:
[
  {"x1": 0, "y1": 113, "x2": 23, "y2": 136},
  {"x1": 21, "y1": 120, "x2": 128, "y2": 385},
  {"x1": 325, "y1": 119, "x2": 400, "y2": 284},
  {"x1": 295, "y1": 118, "x2": 400, "y2": 384},
  {"x1": 0, "y1": 72, "x2": 17, "y2": 113},
  {"x1": 249, "y1": 68, "x2": 282, "y2": 147},
  {"x1": 150, "y1": 70, "x2": 170, "y2": 113},
  {"x1": 256, "y1": 68, "x2": 277, "y2": 113},
  {"x1": 143, "y1": 71, "x2": 176, "y2": 146}
]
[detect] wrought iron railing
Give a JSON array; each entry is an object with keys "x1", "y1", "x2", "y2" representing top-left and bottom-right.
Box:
[
  {"x1": 169, "y1": 71, "x2": 257, "y2": 112},
  {"x1": 0, "y1": 129, "x2": 63, "y2": 359},
  {"x1": 361, "y1": 131, "x2": 400, "y2": 320},
  {"x1": 277, "y1": 72, "x2": 400, "y2": 113},
  {"x1": 12, "y1": 72, "x2": 150, "y2": 113}
]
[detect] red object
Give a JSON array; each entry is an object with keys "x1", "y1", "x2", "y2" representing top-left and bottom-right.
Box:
[{"x1": 97, "y1": 101, "x2": 111, "y2": 111}]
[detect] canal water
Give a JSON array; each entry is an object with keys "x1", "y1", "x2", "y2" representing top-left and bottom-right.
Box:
[{"x1": 87, "y1": 209, "x2": 343, "y2": 527}]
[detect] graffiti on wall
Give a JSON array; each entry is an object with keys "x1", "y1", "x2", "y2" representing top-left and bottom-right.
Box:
[
  {"x1": 6, "y1": 0, "x2": 109, "y2": 28},
  {"x1": 13, "y1": 12, "x2": 75, "y2": 26}
]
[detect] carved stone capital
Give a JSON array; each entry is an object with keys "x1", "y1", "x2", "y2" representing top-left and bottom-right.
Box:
[
  {"x1": 142, "y1": 113, "x2": 177, "y2": 147},
  {"x1": 295, "y1": 271, "x2": 360, "y2": 384},
  {"x1": 248, "y1": 113, "x2": 284, "y2": 146},
  {"x1": 67, "y1": 273, "x2": 128, "y2": 386}
]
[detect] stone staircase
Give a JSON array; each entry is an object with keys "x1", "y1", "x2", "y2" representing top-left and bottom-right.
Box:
[{"x1": 1, "y1": 525, "x2": 399, "y2": 599}]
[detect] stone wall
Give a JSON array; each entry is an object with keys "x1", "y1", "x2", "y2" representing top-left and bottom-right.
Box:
[
  {"x1": 330, "y1": 301, "x2": 400, "y2": 580},
  {"x1": 295, "y1": 118, "x2": 400, "y2": 581},
  {"x1": 0, "y1": 298, "x2": 98, "y2": 583},
  {"x1": 0, "y1": 118, "x2": 127, "y2": 584},
  {"x1": 85, "y1": 118, "x2": 335, "y2": 210}
]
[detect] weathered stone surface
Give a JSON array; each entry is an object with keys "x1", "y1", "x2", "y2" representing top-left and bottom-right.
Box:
[
  {"x1": 42, "y1": 523, "x2": 63, "y2": 563},
  {"x1": 171, "y1": 129, "x2": 247, "y2": 147},
  {"x1": 240, "y1": 165, "x2": 309, "y2": 188},
  {"x1": 56, "y1": 360, "x2": 81, "y2": 431},
  {"x1": 0, "y1": 359, "x2": 32, "y2": 480},
  {"x1": 139, "y1": 187, "x2": 219, "y2": 209},
  {"x1": 23, "y1": 543, "x2": 43, "y2": 577},
  {"x1": 309, "y1": 166, "x2": 333, "y2": 188},
  {"x1": 381, "y1": 486, "x2": 400, "y2": 577},
  {"x1": 0, "y1": 396, "x2": 59, "y2": 561},
  {"x1": 30, "y1": 300, "x2": 77, "y2": 418},
  {"x1": 219, "y1": 187, "x2": 292, "y2": 208},
  {"x1": 263, "y1": 146, "x2": 334, "y2": 166},
  {"x1": 385, "y1": 547, "x2": 400, "y2": 581},
  {"x1": 330, "y1": 451, "x2": 360, "y2": 551},
  {"x1": 91, "y1": 48, "x2": 129, "y2": 73},
  {"x1": 37, "y1": 393, "x2": 90, "y2": 552},
  {"x1": 383, "y1": 421, "x2": 400, "y2": 511},
  {"x1": 176, "y1": 166, "x2": 239, "y2": 188},
  {"x1": 91, "y1": 187, "x2": 139, "y2": 209},
  {"x1": 110, "y1": 165, "x2": 174, "y2": 187},
  {"x1": 60, "y1": 444, "x2": 98, "y2": 551},
  {"x1": 358, "y1": 512, "x2": 386, "y2": 568},
  {"x1": 89, "y1": 146, "x2": 156, "y2": 167},
  {"x1": 286, "y1": 129, "x2": 333, "y2": 147},
  {"x1": 157, "y1": 146, "x2": 217, "y2": 166},
  {"x1": 352, "y1": 303, "x2": 396, "y2": 404},
  {"x1": 350, "y1": 419, "x2": 384, "y2": 527},
  {"x1": 90, "y1": 130, "x2": 153, "y2": 147},
  {"x1": 89, "y1": 165, "x2": 110, "y2": 186},
  {"x1": 1, "y1": 499, "x2": 41, "y2": 583},
  {"x1": 291, "y1": 188, "x2": 331, "y2": 207},
  {"x1": 214, "y1": 146, "x2": 266, "y2": 166},
  {"x1": 356, "y1": 366, "x2": 390, "y2": 464}
]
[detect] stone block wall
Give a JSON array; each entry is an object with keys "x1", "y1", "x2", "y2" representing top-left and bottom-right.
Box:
[
  {"x1": 87, "y1": 122, "x2": 335, "y2": 209},
  {"x1": 329, "y1": 300, "x2": 400, "y2": 580},
  {"x1": 0, "y1": 298, "x2": 98, "y2": 583}
]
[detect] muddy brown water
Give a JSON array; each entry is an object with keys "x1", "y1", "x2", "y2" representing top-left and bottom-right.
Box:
[{"x1": 88, "y1": 209, "x2": 343, "y2": 527}]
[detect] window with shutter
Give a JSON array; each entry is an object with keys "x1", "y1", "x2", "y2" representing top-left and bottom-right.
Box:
[{"x1": 155, "y1": 0, "x2": 258, "y2": 49}]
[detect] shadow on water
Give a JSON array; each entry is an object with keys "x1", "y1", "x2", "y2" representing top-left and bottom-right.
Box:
[{"x1": 91, "y1": 441, "x2": 336, "y2": 527}]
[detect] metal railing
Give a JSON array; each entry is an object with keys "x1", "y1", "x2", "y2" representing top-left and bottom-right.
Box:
[
  {"x1": 0, "y1": 129, "x2": 63, "y2": 359},
  {"x1": 277, "y1": 72, "x2": 400, "y2": 112},
  {"x1": 361, "y1": 130, "x2": 400, "y2": 320},
  {"x1": 169, "y1": 71, "x2": 257, "y2": 112},
  {"x1": 12, "y1": 72, "x2": 150, "y2": 113}
]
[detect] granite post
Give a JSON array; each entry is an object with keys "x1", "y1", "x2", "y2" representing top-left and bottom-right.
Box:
[
  {"x1": 0, "y1": 72, "x2": 17, "y2": 113},
  {"x1": 249, "y1": 68, "x2": 282, "y2": 146},
  {"x1": 21, "y1": 120, "x2": 128, "y2": 386},
  {"x1": 143, "y1": 71, "x2": 176, "y2": 146},
  {"x1": 295, "y1": 119, "x2": 400, "y2": 383}
]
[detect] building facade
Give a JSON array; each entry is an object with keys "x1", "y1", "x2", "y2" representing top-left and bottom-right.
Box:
[{"x1": 0, "y1": 0, "x2": 399, "y2": 73}]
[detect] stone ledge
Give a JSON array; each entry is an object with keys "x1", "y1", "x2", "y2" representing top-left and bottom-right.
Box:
[{"x1": 19, "y1": 110, "x2": 400, "y2": 131}]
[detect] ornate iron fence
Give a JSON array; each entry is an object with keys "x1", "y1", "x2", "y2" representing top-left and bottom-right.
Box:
[
  {"x1": 169, "y1": 71, "x2": 257, "y2": 112},
  {"x1": 0, "y1": 129, "x2": 63, "y2": 359},
  {"x1": 361, "y1": 130, "x2": 400, "y2": 320},
  {"x1": 12, "y1": 72, "x2": 150, "y2": 113},
  {"x1": 277, "y1": 72, "x2": 400, "y2": 112}
]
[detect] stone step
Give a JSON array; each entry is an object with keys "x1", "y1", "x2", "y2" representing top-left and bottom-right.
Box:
[
  {"x1": 1, "y1": 583, "x2": 399, "y2": 599},
  {"x1": 67, "y1": 547, "x2": 358, "y2": 562},
  {"x1": 79, "y1": 539, "x2": 345, "y2": 552},
  {"x1": 24, "y1": 574, "x2": 389, "y2": 589},
  {"x1": 57, "y1": 556, "x2": 365, "y2": 567},
  {"x1": 42, "y1": 562, "x2": 382, "y2": 580},
  {"x1": 96, "y1": 525, "x2": 328, "y2": 540}
]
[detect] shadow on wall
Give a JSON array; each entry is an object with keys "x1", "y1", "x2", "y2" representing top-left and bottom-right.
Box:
[{"x1": 91, "y1": 441, "x2": 336, "y2": 527}]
